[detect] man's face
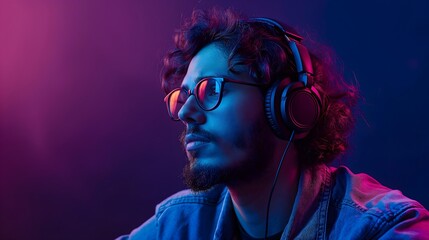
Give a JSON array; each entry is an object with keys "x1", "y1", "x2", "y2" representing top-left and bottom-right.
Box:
[{"x1": 178, "y1": 43, "x2": 277, "y2": 191}]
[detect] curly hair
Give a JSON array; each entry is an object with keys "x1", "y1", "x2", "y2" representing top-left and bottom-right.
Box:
[{"x1": 161, "y1": 8, "x2": 358, "y2": 167}]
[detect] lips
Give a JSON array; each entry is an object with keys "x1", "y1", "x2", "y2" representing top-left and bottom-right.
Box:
[{"x1": 184, "y1": 133, "x2": 211, "y2": 151}]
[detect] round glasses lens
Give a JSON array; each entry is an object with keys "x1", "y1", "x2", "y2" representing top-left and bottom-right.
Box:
[
  {"x1": 196, "y1": 78, "x2": 221, "y2": 110},
  {"x1": 168, "y1": 90, "x2": 185, "y2": 120}
]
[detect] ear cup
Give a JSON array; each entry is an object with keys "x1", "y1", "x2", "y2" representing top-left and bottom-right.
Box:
[
  {"x1": 281, "y1": 83, "x2": 321, "y2": 132},
  {"x1": 265, "y1": 78, "x2": 321, "y2": 140},
  {"x1": 264, "y1": 79, "x2": 293, "y2": 139}
]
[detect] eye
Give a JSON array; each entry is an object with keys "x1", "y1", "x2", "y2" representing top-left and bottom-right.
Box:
[
  {"x1": 208, "y1": 83, "x2": 220, "y2": 96},
  {"x1": 177, "y1": 89, "x2": 188, "y2": 104},
  {"x1": 198, "y1": 79, "x2": 220, "y2": 98}
]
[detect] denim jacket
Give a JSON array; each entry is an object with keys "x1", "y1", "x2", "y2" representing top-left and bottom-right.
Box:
[{"x1": 117, "y1": 165, "x2": 429, "y2": 239}]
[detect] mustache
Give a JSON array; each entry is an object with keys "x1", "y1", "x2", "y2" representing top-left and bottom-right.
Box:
[{"x1": 179, "y1": 126, "x2": 216, "y2": 146}]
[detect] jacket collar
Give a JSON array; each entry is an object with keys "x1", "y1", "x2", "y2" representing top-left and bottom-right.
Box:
[{"x1": 283, "y1": 164, "x2": 332, "y2": 239}]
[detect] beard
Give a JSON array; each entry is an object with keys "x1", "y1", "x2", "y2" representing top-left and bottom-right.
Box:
[{"x1": 180, "y1": 119, "x2": 276, "y2": 192}]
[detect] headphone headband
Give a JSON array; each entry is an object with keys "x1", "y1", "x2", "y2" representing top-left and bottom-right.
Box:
[
  {"x1": 248, "y1": 17, "x2": 314, "y2": 86},
  {"x1": 249, "y1": 17, "x2": 302, "y2": 42}
]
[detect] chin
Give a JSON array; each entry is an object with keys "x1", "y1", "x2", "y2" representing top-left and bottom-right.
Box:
[
  {"x1": 185, "y1": 154, "x2": 256, "y2": 191},
  {"x1": 183, "y1": 160, "x2": 225, "y2": 192}
]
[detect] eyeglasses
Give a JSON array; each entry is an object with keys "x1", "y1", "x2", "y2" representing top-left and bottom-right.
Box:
[{"x1": 164, "y1": 77, "x2": 266, "y2": 121}]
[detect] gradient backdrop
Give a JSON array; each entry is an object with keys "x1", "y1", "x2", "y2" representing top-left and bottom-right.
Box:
[{"x1": 1, "y1": 0, "x2": 428, "y2": 239}]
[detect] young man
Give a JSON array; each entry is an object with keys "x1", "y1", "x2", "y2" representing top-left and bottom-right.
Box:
[{"x1": 118, "y1": 9, "x2": 429, "y2": 239}]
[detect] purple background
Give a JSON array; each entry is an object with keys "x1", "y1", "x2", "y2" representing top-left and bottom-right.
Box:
[{"x1": 1, "y1": 0, "x2": 428, "y2": 239}]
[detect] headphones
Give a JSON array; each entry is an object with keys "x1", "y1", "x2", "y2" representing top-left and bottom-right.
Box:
[{"x1": 249, "y1": 18, "x2": 322, "y2": 140}]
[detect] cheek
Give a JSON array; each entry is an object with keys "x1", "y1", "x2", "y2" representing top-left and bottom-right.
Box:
[
  {"x1": 215, "y1": 102, "x2": 266, "y2": 148},
  {"x1": 207, "y1": 89, "x2": 268, "y2": 145}
]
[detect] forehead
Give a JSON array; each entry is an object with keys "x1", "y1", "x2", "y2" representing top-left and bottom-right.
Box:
[{"x1": 182, "y1": 43, "x2": 230, "y2": 88}]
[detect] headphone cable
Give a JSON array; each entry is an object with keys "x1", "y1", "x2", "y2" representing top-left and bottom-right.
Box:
[{"x1": 264, "y1": 130, "x2": 295, "y2": 239}]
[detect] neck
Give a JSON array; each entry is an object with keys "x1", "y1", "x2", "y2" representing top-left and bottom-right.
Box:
[{"x1": 228, "y1": 143, "x2": 300, "y2": 238}]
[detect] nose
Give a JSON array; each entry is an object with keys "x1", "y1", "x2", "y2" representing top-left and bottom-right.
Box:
[{"x1": 178, "y1": 95, "x2": 206, "y2": 124}]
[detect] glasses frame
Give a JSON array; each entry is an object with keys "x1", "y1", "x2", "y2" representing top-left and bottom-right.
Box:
[{"x1": 164, "y1": 77, "x2": 266, "y2": 121}]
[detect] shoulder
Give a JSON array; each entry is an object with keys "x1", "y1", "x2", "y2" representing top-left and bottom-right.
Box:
[
  {"x1": 119, "y1": 185, "x2": 229, "y2": 240},
  {"x1": 328, "y1": 166, "x2": 429, "y2": 238},
  {"x1": 329, "y1": 166, "x2": 423, "y2": 210}
]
